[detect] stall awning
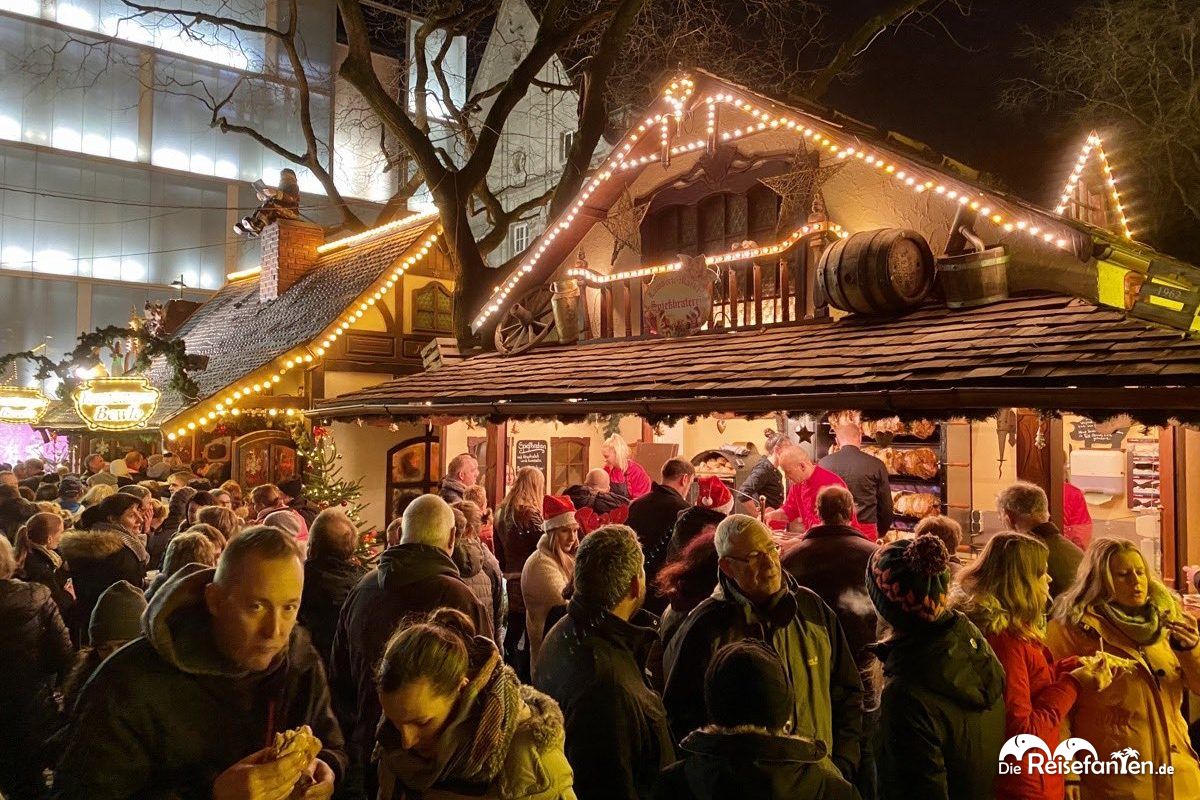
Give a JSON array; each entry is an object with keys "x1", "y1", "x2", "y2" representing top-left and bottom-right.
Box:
[{"x1": 316, "y1": 295, "x2": 1200, "y2": 424}]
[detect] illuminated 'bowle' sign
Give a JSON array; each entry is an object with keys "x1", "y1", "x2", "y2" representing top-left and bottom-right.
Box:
[
  {"x1": 72, "y1": 377, "x2": 160, "y2": 431},
  {"x1": 0, "y1": 385, "x2": 51, "y2": 424}
]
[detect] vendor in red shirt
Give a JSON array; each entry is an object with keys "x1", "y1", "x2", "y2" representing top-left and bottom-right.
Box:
[
  {"x1": 1062, "y1": 480, "x2": 1093, "y2": 550},
  {"x1": 767, "y1": 445, "x2": 862, "y2": 534},
  {"x1": 601, "y1": 434, "x2": 652, "y2": 500}
]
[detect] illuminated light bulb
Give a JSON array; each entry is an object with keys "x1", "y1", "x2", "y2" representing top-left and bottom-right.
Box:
[
  {"x1": 187, "y1": 422, "x2": 196, "y2": 430},
  {"x1": 991, "y1": 214, "x2": 1003, "y2": 223},
  {"x1": 896, "y1": 171, "x2": 906, "y2": 179},
  {"x1": 1043, "y1": 233, "x2": 1054, "y2": 242},
  {"x1": 1003, "y1": 223, "x2": 1014, "y2": 232},
  {"x1": 253, "y1": 384, "x2": 262, "y2": 393},
  {"x1": 946, "y1": 190, "x2": 958, "y2": 199},
  {"x1": 958, "y1": 195, "x2": 969, "y2": 205},
  {"x1": 231, "y1": 409, "x2": 240, "y2": 416},
  {"x1": 167, "y1": 432, "x2": 177, "y2": 441},
  {"x1": 233, "y1": 390, "x2": 242, "y2": 399},
  {"x1": 1055, "y1": 238, "x2": 1068, "y2": 248},
  {"x1": 1028, "y1": 226, "x2": 1040, "y2": 235},
  {"x1": 304, "y1": 355, "x2": 313, "y2": 363},
  {"x1": 980, "y1": 207, "x2": 991, "y2": 215},
  {"x1": 271, "y1": 375, "x2": 280, "y2": 384},
  {"x1": 285, "y1": 360, "x2": 294, "y2": 369},
  {"x1": 935, "y1": 185, "x2": 946, "y2": 194},
  {"x1": 268, "y1": 409, "x2": 278, "y2": 416},
  {"x1": 1016, "y1": 221, "x2": 1027, "y2": 229}
]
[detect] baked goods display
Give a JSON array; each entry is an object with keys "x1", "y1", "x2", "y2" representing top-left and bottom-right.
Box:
[
  {"x1": 893, "y1": 491, "x2": 941, "y2": 518},
  {"x1": 863, "y1": 446, "x2": 940, "y2": 480},
  {"x1": 862, "y1": 417, "x2": 937, "y2": 440}
]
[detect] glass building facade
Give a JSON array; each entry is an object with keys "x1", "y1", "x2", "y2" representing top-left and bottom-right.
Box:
[{"x1": 0, "y1": 0, "x2": 396, "y2": 384}]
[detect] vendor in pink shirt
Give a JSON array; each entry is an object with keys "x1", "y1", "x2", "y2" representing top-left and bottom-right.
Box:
[
  {"x1": 1062, "y1": 480, "x2": 1094, "y2": 550},
  {"x1": 767, "y1": 445, "x2": 864, "y2": 536},
  {"x1": 601, "y1": 434, "x2": 652, "y2": 500}
]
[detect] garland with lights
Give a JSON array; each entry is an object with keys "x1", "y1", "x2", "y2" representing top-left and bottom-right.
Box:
[
  {"x1": 293, "y1": 423, "x2": 379, "y2": 563},
  {"x1": 0, "y1": 325, "x2": 201, "y2": 399}
]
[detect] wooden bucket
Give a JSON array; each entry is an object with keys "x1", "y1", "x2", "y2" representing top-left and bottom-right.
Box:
[
  {"x1": 938, "y1": 247, "x2": 1009, "y2": 308},
  {"x1": 815, "y1": 229, "x2": 937, "y2": 315}
]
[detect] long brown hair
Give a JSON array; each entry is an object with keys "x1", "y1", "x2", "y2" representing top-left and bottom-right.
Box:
[
  {"x1": 13, "y1": 511, "x2": 65, "y2": 570},
  {"x1": 951, "y1": 532, "x2": 1049, "y2": 639},
  {"x1": 500, "y1": 467, "x2": 545, "y2": 514}
]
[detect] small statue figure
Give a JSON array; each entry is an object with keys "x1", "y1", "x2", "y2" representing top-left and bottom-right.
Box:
[{"x1": 233, "y1": 169, "x2": 301, "y2": 237}]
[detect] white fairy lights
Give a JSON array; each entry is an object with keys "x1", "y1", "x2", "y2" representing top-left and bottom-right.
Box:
[
  {"x1": 317, "y1": 208, "x2": 440, "y2": 255},
  {"x1": 472, "y1": 74, "x2": 1077, "y2": 329},
  {"x1": 566, "y1": 222, "x2": 846, "y2": 285},
  {"x1": 165, "y1": 228, "x2": 441, "y2": 440},
  {"x1": 1053, "y1": 131, "x2": 1132, "y2": 240}
]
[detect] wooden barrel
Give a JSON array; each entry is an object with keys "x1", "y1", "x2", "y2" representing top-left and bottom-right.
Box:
[
  {"x1": 815, "y1": 229, "x2": 937, "y2": 315},
  {"x1": 938, "y1": 246, "x2": 1009, "y2": 308}
]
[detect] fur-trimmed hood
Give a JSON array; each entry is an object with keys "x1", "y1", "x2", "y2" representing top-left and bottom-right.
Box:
[{"x1": 60, "y1": 525, "x2": 129, "y2": 560}]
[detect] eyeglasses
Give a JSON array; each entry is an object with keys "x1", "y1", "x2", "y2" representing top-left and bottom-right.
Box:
[{"x1": 723, "y1": 542, "x2": 782, "y2": 564}]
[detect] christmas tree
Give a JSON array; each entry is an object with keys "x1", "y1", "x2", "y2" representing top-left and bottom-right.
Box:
[{"x1": 293, "y1": 424, "x2": 379, "y2": 563}]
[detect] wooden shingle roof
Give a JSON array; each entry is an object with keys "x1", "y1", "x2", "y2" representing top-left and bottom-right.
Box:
[{"x1": 318, "y1": 295, "x2": 1200, "y2": 424}]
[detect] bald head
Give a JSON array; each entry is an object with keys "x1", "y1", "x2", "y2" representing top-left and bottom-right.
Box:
[
  {"x1": 778, "y1": 444, "x2": 816, "y2": 484},
  {"x1": 400, "y1": 494, "x2": 457, "y2": 553},
  {"x1": 585, "y1": 468, "x2": 610, "y2": 491}
]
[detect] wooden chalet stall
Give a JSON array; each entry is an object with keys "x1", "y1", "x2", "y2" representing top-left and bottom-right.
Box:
[
  {"x1": 315, "y1": 70, "x2": 1200, "y2": 588},
  {"x1": 138, "y1": 211, "x2": 454, "y2": 490}
]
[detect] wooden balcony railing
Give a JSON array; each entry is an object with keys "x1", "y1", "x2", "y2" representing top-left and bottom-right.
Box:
[{"x1": 567, "y1": 221, "x2": 844, "y2": 340}]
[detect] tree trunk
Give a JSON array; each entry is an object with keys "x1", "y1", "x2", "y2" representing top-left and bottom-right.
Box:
[{"x1": 431, "y1": 183, "x2": 492, "y2": 350}]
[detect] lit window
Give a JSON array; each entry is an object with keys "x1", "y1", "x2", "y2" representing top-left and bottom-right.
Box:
[{"x1": 510, "y1": 222, "x2": 530, "y2": 258}]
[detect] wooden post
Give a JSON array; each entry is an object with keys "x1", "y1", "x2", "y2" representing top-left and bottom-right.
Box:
[
  {"x1": 600, "y1": 286, "x2": 613, "y2": 339},
  {"x1": 1162, "y1": 425, "x2": 1181, "y2": 588},
  {"x1": 1015, "y1": 410, "x2": 1063, "y2": 529},
  {"x1": 487, "y1": 421, "x2": 508, "y2": 507},
  {"x1": 622, "y1": 282, "x2": 632, "y2": 338},
  {"x1": 726, "y1": 267, "x2": 739, "y2": 328},
  {"x1": 752, "y1": 263, "x2": 763, "y2": 326},
  {"x1": 780, "y1": 259, "x2": 791, "y2": 323}
]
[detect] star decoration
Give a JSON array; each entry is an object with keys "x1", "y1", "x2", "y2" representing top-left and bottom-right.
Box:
[
  {"x1": 794, "y1": 425, "x2": 814, "y2": 444},
  {"x1": 759, "y1": 144, "x2": 847, "y2": 232},
  {"x1": 601, "y1": 188, "x2": 650, "y2": 264}
]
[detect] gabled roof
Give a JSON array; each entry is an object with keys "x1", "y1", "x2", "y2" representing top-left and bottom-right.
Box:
[
  {"x1": 318, "y1": 294, "x2": 1200, "y2": 426},
  {"x1": 468, "y1": 69, "x2": 1197, "y2": 334},
  {"x1": 142, "y1": 213, "x2": 440, "y2": 427}
]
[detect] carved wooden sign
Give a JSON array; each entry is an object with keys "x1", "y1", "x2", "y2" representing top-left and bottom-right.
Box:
[{"x1": 643, "y1": 254, "x2": 717, "y2": 337}]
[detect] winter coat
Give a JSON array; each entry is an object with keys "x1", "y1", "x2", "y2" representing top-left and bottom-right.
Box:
[
  {"x1": 495, "y1": 503, "x2": 543, "y2": 614},
  {"x1": 0, "y1": 578, "x2": 73, "y2": 766},
  {"x1": 59, "y1": 523, "x2": 147, "y2": 641},
  {"x1": 378, "y1": 690, "x2": 575, "y2": 800},
  {"x1": 562, "y1": 484, "x2": 628, "y2": 516},
  {"x1": 1030, "y1": 522, "x2": 1083, "y2": 599},
  {"x1": 454, "y1": 536, "x2": 505, "y2": 642},
  {"x1": 536, "y1": 598, "x2": 674, "y2": 800},
  {"x1": 1047, "y1": 605, "x2": 1200, "y2": 800},
  {"x1": 873, "y1": 611, "x2": 1006, "y2": 800},
  {"x1": 819, "y1": 445, "x2": 893, "y2": 537},
  {"x1": 52, "y1": 567, "x2": 346, "y2": 800},
  {"x1": 440, "y1": 476, "x2": 469, "y2": 505},
  {"x1": 663, "y1": 575, "x2": 864, "y2": 778},
  {"x1": 607, "y1": 461, "x2": 652, "y2": 500},
  {"x1": 522, "y1": 533, "x2": 572, "y2": 676},
  {"x1": 626, "y1": 483, "x2": 691, "y2": 614},
  {"x1": 21, "y1": 543, "x2": 76, "y2": 625},
  {"x1": 782, "y1": 523, "x2": 881, "y2": 707},
  {"x1": 376, "y1": 639, "x2": 574, "y2": 800},
  {"x1": 736, "y1": 457, "x2": 786, "y2": 510},
  {"x1": 299, "y1": 555, "x2": 367, "y2": 665},
  {"x1": 331, "y1": 543, "x2": 489, "y2": 764},
  {"x1": 656, "y1": 727, "x2": 859, "y2": 800},
  {"x1": 985, "y1": 630, "x2": 1079, "y2": 800}
]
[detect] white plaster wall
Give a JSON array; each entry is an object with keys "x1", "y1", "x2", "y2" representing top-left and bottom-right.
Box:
[{"x1": 329, "y1": 420, "x2": 425, "y2": 531}]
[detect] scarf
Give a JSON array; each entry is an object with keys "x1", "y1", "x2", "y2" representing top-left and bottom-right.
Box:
[
  {"x1": 33, "y1": 543, "x2": 64, "y2": 570},
  {"x1": 1101, "y1": 601, "x2": 1163, "y2": 646},
  {"x1": 377, "y1": 637, "x2": 523, "y2": 793},
  {"x1": 95, "y1": 521, "x2": 150, "y2": 566}
]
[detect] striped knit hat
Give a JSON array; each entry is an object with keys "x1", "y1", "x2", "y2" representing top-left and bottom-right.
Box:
[{"x1": 868, "y1": 535, "x2": 951, "y2": 630}]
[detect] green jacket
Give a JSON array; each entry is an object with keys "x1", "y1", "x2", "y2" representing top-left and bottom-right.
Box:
[
  {"x1": 874, "y1": 612, "x2": 1005, "y2": 800},
  {"x1": 663, "y1": 575, "x2": 864, "y2": 779}
]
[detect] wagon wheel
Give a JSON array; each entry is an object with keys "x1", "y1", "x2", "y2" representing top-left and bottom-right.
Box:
[{"x1": 494, "y1": 284, "x2": 556, "y2": 355}]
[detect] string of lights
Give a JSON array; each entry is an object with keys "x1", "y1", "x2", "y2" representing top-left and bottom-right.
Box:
[{"x1": 1052, "y1": 131, "x2": 1132, "y2": 239}]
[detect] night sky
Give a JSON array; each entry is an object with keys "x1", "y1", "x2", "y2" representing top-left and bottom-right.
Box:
[{"x1": 821, "y1": 0, "x2": 1086, "y2": 211}]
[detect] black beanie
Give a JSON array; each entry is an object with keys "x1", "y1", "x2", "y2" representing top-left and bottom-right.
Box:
[{"x1": 704, "y1": 640, "x2": 793, "y2": 730}]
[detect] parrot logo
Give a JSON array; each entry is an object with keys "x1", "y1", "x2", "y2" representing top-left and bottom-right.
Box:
[{"x1": 999, "y1": 735, "x2": 1052, "y2": 762}]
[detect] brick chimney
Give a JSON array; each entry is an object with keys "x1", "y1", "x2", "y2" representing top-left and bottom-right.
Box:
[{"x1": 259, "y1": 218, "x2": 324, "y2": 303}]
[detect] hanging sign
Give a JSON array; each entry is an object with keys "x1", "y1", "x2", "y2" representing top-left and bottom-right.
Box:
[
  {"x1": 72, "y1": 376, "x2": 160, "y2": 431},
  {"x1": 643, "y1": 254, "x2": 716, "y2": 337},
  {"x1": 0, "y1": 385, "x2": 51, "y2": 424}
]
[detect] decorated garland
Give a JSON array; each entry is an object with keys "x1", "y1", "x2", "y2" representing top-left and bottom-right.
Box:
[{"x1": 0, "y1": 325, "x2": 202, "y2": 400}]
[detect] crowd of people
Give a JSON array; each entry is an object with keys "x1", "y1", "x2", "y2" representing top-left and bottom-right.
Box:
[{"x1": 1, "y1": 425, "x2": 1199, "y2": 800}]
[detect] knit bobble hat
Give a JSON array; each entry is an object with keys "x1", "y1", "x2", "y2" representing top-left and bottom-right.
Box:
[
  {"x1": 868, "y1": 535, "x2": 951, "y2": 630},
  {"x1": 704, "y1": 640, "x2": 794, "y2": 731},
  {"x1": 89, "y1": 580, "x2": 148, "y2": 646}
]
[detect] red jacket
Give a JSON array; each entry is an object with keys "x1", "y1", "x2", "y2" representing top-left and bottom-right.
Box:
[
  {"x1": 987, "y1": 630, "x2": 1079, "y2": 800},
  {"x1": 606, "y1": 460, "x2": 652, "y2": 500},
  {"x1": 780, "y1": 465, "x2": 873, "y2": 539}
]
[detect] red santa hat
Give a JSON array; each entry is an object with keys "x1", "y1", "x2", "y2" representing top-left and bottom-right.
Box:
[
  {"x1": 696, "y1": 476, "x2": 735, "y2": 514},
  {"x1": 542, "y1": 494, "x2": 578, "y2": 531}
]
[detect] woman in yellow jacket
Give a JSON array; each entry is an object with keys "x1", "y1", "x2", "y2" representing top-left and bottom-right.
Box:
[{"x1": 1047, "y1": 537, "x2": 1200, "y2": 800}]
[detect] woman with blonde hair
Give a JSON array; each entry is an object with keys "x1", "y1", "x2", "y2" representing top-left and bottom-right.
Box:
[
  {"x1": 79, "y1": 482, "x2": 117, "y2": 511},
  {"x1": 494, "y1": 466, "x2": 546, "y2": 679},
  {"x1": 600, "y1": 434, "x2": 651, "y2": 500},
  {"x1": 1048, "y1": 537, "x2": 1200, "y2": 799},
  {"x1": 952, "y1": 532, "x2": 1104, "y2": 800}
]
